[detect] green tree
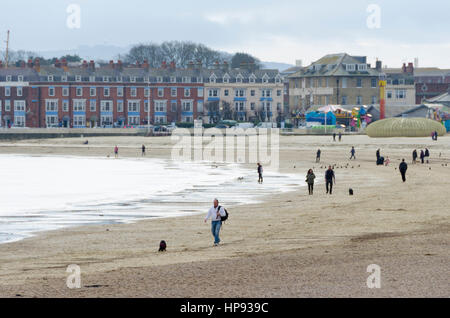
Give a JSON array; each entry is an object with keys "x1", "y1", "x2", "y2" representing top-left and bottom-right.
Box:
[{"x1": 230, "y1": 52, "x2": 261, "y2": 69}]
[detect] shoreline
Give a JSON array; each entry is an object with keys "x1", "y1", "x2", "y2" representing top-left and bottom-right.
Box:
[{"x1": 0, "y1": 135, "x2": 449, "y2": 297}]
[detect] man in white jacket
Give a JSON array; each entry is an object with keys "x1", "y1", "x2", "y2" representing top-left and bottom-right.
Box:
[{"x1": 204, "y1": 199, "x2": 227, "y2": 246}]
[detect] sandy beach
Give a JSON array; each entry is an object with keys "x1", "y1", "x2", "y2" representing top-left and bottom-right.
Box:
[{"x1": 0, "y1": 134, "x2": 449, "y2": 298}]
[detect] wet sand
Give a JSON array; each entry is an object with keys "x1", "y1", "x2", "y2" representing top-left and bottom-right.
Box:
[{"x1": 0, "y1": 134, "x2": 449, "y2": 297}]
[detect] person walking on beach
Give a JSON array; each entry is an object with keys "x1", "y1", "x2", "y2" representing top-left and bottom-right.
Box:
[
  {"x1": 204, "y1": 199, "x2": 227, "y2": 246},
  {"x1": 412, "y1": 149, "x2": 418, "y2": 164},
  {"x1": 306, "y1": 169, "x2": 316, "y2": 195},
  {"x1": 114, "y1": 145, "x2": 119, "y2": 158},
  {"x1": 376, "y1": 149, "x2": 381, "y2": 161},
  {"x1": 399, "y1": 159, "x2": 408, "y2": 183},
  {"x1": 325, "y1": 166, "x2": 336, "y2": 195},
  {"x1": 142, "y1": 144, "x2": 146, "y2": 157},
  {"x1": 257, "y1": 163, "x2": 264, "y2": 184},
  {"x1": 420, "y1": 150, "x2": 425, "y2": 164},
  {"x1": 425, "y1": 148, "x2": 430, "y2": 162},
  {"x1": 316, "y1": 149, "x2": 321, "y2": 163},
  {"x1": 350, "y1": 147, "x2": 356, "y2": 160},
  {"x1": 338, "y1": 132, "x2": 342, "y2": 142},
  {"x1": 333, "y1": 133, "x2": 336, "y2": 142}
]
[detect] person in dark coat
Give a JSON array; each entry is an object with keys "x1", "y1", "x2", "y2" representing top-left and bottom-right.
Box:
[
  {"x1": 306, "y1": 169, "x2": 316, "y2": 195},
  {"x1": 350, "y1": 147, "x2": 356, "y2": 160},
  {"x1": 399, "y1": 159, "x2": 408, "y2": 183},
  {"x1": 412, "y1": 149, "x2": 418, "y2": 164},
  {"x1": 376, "y1": 149, "x2": 381, "y2": 161},
  {"x1": 425, "y1": 148, "x2": 430, "y2": 158},
  {"x1": 420, "y1": 150, "x2": 425, "y2": 164},
  {"x1": 325, "y1": 166, "x2": 336, "y2": 195},
  {"x1": 316, "y1": 149, "x2": 321, "y2": 163}
]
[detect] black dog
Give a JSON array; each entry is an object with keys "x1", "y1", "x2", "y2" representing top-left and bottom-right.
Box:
[
  {"x1": 349, "y1": 188, "x2": 354, "y2": 196},
  {"x1": 159, "y1": 240, "x2": 167, "y2": 252}
]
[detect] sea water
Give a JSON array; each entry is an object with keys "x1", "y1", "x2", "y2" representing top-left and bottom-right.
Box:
[{"x1": 0, "y1": 154, "x2": 304, "y2": 244}]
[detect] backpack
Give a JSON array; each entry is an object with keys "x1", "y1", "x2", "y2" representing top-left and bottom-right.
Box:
[{"x1": 218, "y1": 206, "x2": 229, "y2": 223}]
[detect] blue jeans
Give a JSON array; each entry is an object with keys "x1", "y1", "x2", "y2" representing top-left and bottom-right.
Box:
[{"x1": 211, "y1": 221, "x2": 222, "y2": 244}]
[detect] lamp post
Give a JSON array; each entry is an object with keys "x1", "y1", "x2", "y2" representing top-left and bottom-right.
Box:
[{"x1": 147, "y1": 81, "x2": 151, "y2": 133}]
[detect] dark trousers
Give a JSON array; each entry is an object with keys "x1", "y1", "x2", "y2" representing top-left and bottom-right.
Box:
[
  {"x1": 350, "y1": 155, "x2": 356, "y2": 160},
  {"x1": 308, "y1": 183, "x2": 314, "y2": 195},
  {"x1": 258, "y1": 173, "x2": 263, "y2": 183},
  {"x1": 326, "y1": 180, "x2": 333, "y2": 194},
  {"x1": 401, "y1": 172, "x2": 406, "y2": 182}
]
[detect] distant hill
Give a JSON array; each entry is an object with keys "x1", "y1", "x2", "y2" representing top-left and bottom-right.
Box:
[{"x1": 262, "y1": 61, "x2": 294, "y2": 71}]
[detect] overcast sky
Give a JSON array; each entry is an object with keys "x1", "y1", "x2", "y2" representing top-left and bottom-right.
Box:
[{"x1": 1, "y1": 0, "x2": 450, "y2": 68}]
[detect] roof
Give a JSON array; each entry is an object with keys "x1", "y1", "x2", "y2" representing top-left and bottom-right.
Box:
[
  {"x1": 426, "y1": 91, "x2": 450, "y2": 103},
  {"x1": 288, "y1": 53, "x2": 381, "y2": 78}
]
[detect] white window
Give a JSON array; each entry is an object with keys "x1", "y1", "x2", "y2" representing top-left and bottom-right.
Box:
[
  {"x1": 144, "y1": 88, "x2": 150, "y2": 98},
  {"x1": 128, "y1": 100, "x2": 140, "y2": 112},
  {"x1": 130, "y1": 77, "x2": 136, "y2": 83},
  {"x1": 235, "y1": 89, "x2": 245, "y2": 97},
  {"x1": 14, "y1": 100, "x2": 26, "y2": 111},
  {"x1": 76, "y1": 75, "x2": 82, "y2": 82},
  {"x1": 210, "y1": 75, "x2": 217, "y2": 83},
  {"x1": 275, "y1": 76, "x2": 282, "y2": 84},
  {"x1": 262, "y1": 89, "x2": 272, "y2": 97},
  {"x1": 62, "y1": 100, "x2": 69, "y2": 112},
  {"x1": 76, "y1": 87, "x2": 83, "y2": 96},
  {"x1": 46, "y1": 115, "x2": 58, "y2": 127},
  {"x1": 14, "y1": 116, "x2": 26, "y2": 127},
  {"x1": 356, "y1": 78, "x2": 362, "y2": 88},
  {"x1": 104, "y1": 87, "x2": 110, "y2": 97},
  {"x1": 224, "y1": 89, "x2": 229, "y2": 97},
  {"x1": 17, "y1": 87, "x2": 23, "y2": 97},
  {"x1": 103, "y1": 76, "x2": 109, "y2": 83},
  {"x1": 0, "y1": 100, "x2": 2, "y2": 112},
  {"x1": 45, "y1": 99, "x2": 58, "y2": 112},
  {"x1": 62, "y1": 75, "x2": 67, "y2": 82},
  {"x1": 387, "y1": 91, "x2": 393, "y2": 99},
  {"x1": 197, "y1": 101, "x2": 203, "y2": 113},
  {"x1": 5, "y1": 100, "x2": 11, "y2": 111},
  {"x1": 250, "y1": 102, "x2": 255, "y2": 110},
  {"x1": 48, "y1": 75, "x2": 54, "y2": 82},
  {"x1": 100, "y1": 100, "x2": 113, "y2": 112},
  {"x1": 158, "y1": 88, "x2": 164, "y2": 97},
  {"x1": 73, "y1": 115, "x2": 85, "y2": 127},
  {"x1": 18, "y1": 76, "x2": 24, "y2": 82},
  {"x1": 356, "y1": 96, "x2": 363, "y2": 105},
  {"x1": 182, "y1": 115, "x2": 193, "y2": 123},
  {"x1": 262, "y1": 75, "x2": 269, "y2": 83},
  {"x1": 90, "y1": 100, "x2": 96, "y2": 112},
  {"x1": 184, "y1": 88, "x2": 190, "y2": 97},
  {"x1": 144, "y1": 101, "x2": 149, "y2": 112},
  {"x1": 223, "y1": 75, "x2": 230, "y2": 83},
  {"x1": 6, "y1": 75, "x2": 12, "y2": 82},
  {"x1": 346, "y1": 64, "x2": 356, "y2": 72},
  {"x1": 358, "y1": 64, "x2": 367, "y2": 71},
  {"x1": 89, "y1": 76, "x2": 96, "y2": 82},
  {"x1": 116, "y1": 76, "x2": 123, "y2": 82},
  {"x1": 277, "y1": 90, "x2": 282, "y2": 97},
  {"x1": 73, "y1": 99, "x2": 86, "y2": 112},
  {"x1": 128, "y1": 116, "x2": 140, "y2": 125},
  {"x1": 182, "y1": 100, "x2": 193, "y2": 112},
  {"x1": 171, "y1": 88, "x2": 177, "y2": 97},
  {"x1": 171, "y1": 101, "x2": 177, "y2": 112},
  {"x1": 396, "y1": 90, "x2": 406, "y2": 99},
  {"x1": 48, "y1": 87, "x2": 55, "y2": 96},
  {"x1": 342, "y1": 78, "x2": 347, "y2": 88},
  {"x1": 198, "y1": 88, "x2": 204, "y2": 97},
  {"x1": 236, "y1": 75, "x2": 243, "y2": 83},
  {"x1": 155, "y1": 100, "x2": 167, "y2": 112},
  {"x1": 131, "y1": 87, "x2": 137, "y2": 97},
  {"x1": 157, "y1": 76, "x2": 163, "y2": 83},
  {"x1": 371, "y1": 96, "x2": 377, "y2": 104},
  {"x1": 62, "y1": 87, "x2": 69, "y2": 96},
  {"x1": 249, "y1": 75, "x2": 256, "y2": 83},
  {"x1": 170, "y1": 77, "x2": 176, "y2": 83},
  {"x1": 100, "y1": 115, "x2": 113, "y2": 126},
  {"x1": 90, "y1": 87, "x2": 96, "y2": 97},
  {"x1": 234, "y1": 101, "x2": 245, "y2": 111},
  {"x1": 209, "y1": 89, "x2": 219, "y2": 97},
  {"x1": 117, "y1": 100, "x2": 124, "y2": 112},
  {"x1": 155, "y1": 116, "x2": 167, "y2": 124},
  {"x1": 117, "y1": 87, "x2": 124, "y2": 97},
  {"x1": 182, "y1": 77, "x2": 191, "y2": 83}
]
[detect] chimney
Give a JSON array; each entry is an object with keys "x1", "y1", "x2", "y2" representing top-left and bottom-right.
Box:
[
  {"x1": 187, "y1": 61, "x2": 194, "y2": 70},
  {"x1": 109, "y1": 60, "x2": 115, "y2": 69},
  {"x1": 407, "y1": 62, "x2": 414, "y2": 74},
  {"x1": 34, "y1": 58, "x2": 41, "y2": 72},
  {"x1": 136, "y1": 61, "x2": 141, "y2": 68},
  {"x1": 61, "y1": 58, "x2": 68, "y2": 71},
  {"x1": 221, "y1": 61, "x2": 229, "y2": 71},
  {"x1": 170, "y1": 61, "x2": 176, "y2": 70},
  {"x1": 196, "y1": 60, "x2": 202, "y2": 70},
  {"x1": 20, "y1": 60, "x2": 26, "y2": 68},
  {"x1": 142, "y1": 59, "x2": 150, "y2": 70},
  {"x1": 117, "y1": 60, "x2": 123, "y2": 71},
  {"x1": 89, "y1": 60, "x2": 95, "y2": 71},
  {"x1": 161, "y1": 61, "x2": 167, "y2": 69},
  {"x1": 402, "y1": 63, "x2": 407, "y2": 73},
  {"x1": 375, "y1": 60, "x2": 382, "y2": 71},
  {"x1": 82, "y1": 60, "x2": 88, "y2": 69},
  {"x1": 214, "y1": 61, "x2": 220, "y2": 70}
]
